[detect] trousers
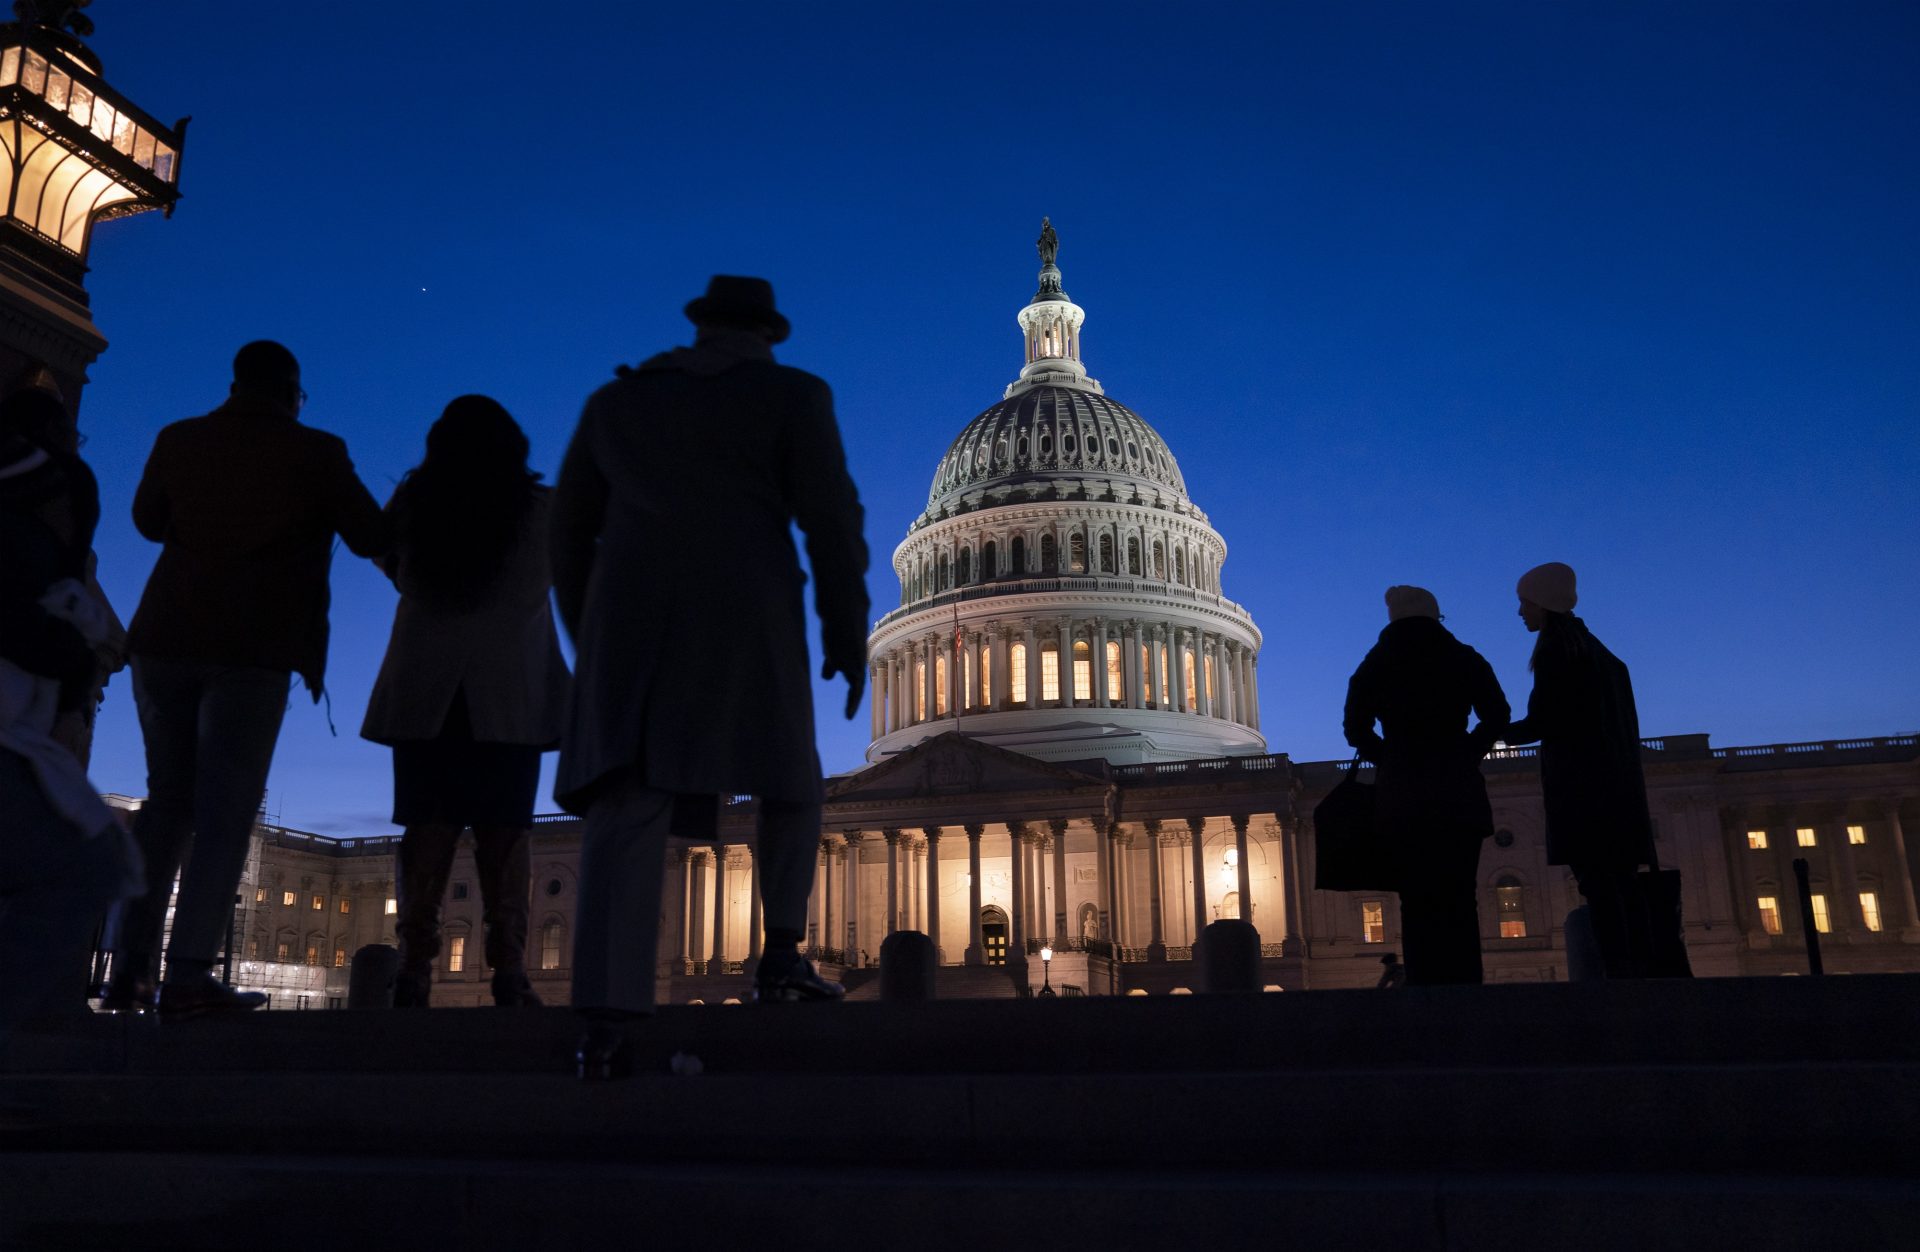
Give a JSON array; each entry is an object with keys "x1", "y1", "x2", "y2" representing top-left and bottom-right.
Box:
[
  {"x1": 571, "y1": 770, "x2": 820, "y2": 1014},
  {"x1": 394, "y1": 824, "x2": 531, "y2": 974},
  {"x1": 1396, "y1": 832, "x2": 1486, "y2": 986}
]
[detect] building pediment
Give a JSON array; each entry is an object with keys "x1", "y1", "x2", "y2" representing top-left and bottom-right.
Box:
[{"x1": 828, "y1": 732, "x2": 1107, "y2": 805}]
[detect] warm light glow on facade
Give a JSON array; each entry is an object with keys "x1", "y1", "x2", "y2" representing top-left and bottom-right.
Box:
[
  {"x1": 1757, "y1": 896, "x2": 1782, "y2": 935},
  {"x1": 1811, "y1": 894, "x2": 1831, "y2": 934},
  {"x1": 1860, "y1": 892, "x2": 1882, "y2": 932},
  {"x1": 1848, "y1": 825, "x2": 1867, "y2": 845},
  {"x1": 1747, "y1": 830, "x2": 1768, "y2": 849},
  {"x1": 1797, "y1": 827, "x2": 1817, "y2": 847},
  {"x1": 1361, "y1": 900, "x2": 1385, "y2": 944}
]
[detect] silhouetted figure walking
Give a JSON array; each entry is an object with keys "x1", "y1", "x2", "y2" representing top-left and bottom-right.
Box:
[
  {"x1": 1375, "y1": 952, "x2": 1406, "y2": 989},
  {"x1": 1504, "y1": 562, "x2": 1656, "y2": 978},
  {"x1": 1343, "y1": 586, "x2": 1508, "y2": 986},
  {"x1": 361, "y1": 397, "x2": 570, "y2": 1008},
  {"x1": 105, "y1": 342, "x2": 389, "y2": 1017},
  {"x1": 0, "y1": 425, "x2": 141, "y2": 1041},
  {"x1": 553, "y1": 276, "x2": 868, "y2": 1078}
]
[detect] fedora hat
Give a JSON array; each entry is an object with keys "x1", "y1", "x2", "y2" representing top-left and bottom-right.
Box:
[{"x1": 684, "y1": 275, "x2": 790, "y2": 344}]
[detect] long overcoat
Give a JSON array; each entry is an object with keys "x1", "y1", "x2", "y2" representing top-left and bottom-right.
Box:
[
  {"x1": 1506, "y1": 617, "x2": 1656, "y2": 869},
  {"x1": 549, "y1": 341, "x2": 868, "y2": 815},
  {"x1": 360, "y1": 489, "x2": 571, "y2": 747},
  {"x1": 1343, "y1": 617, "x2": 1510, "y2": 846}
]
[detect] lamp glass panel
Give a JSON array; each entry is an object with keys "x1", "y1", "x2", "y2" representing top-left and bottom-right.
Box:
[
  {"x1": 88, "y1": 98, "x2": 113, "y2": 142},
  {"x1": 66, "y1": 82, "x2": 91, "y2": 127},
  {"x1": 22, "y1": 50, "x2": 45, "y2": 94},
  {"x1": 111, "y1": 113, "x2": 134, "y2": 155},
  {"x1": 44, "y1": 66, "x2": 68, "y2": 109},
  {"x1": 134, "y1": 128, "x2": 155, "y2": 169},
  {"x1": 154, "y1": 142, "x2": 175, "y2": 182},
  {"x1": 0, "y1": 47, "x2": 20, "y2": 87}
]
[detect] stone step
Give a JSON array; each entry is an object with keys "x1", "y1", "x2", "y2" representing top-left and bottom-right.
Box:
[
  {"x1": 2, "y1": 1152, "x2": 1916, "y2": 1252},
  {"x1": 8, "y1": 975, "x2": 1919, "y2": 1078}
]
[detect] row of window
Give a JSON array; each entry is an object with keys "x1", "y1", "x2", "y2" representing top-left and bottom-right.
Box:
[
  {"x1": 1755, "y1": 892, "x2": 1884, "y2": 934},
  {"x1": 903, "y1": 530, "x2": 1218, "y2": 603},
  {"x1": 1355, "y1": 875, "x2": 1532, "y2": 943},
  {"x1": 253, "y1": 888, "x2": 402, "y2": 915},
  {"x1": 890, "y1": 638, "x2": 1228, "y2": 723},
  {"x1": 1746, "y1": 825, "x2": 1868, "y2": 849}
]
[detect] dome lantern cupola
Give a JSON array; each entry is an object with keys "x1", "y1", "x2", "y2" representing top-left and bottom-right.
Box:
[{"x1": 1009, "y1": 217, "x2": 1102, "y2": 399}]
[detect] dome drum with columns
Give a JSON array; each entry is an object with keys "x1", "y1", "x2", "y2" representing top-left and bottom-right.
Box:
[{"x1": 867, "y1": 222, "x2": 1265, "y2": 766}]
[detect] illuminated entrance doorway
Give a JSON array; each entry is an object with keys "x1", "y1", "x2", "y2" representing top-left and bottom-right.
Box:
[{"x1": 981, "y1": 906, "x2": 1009, "y2": 966}]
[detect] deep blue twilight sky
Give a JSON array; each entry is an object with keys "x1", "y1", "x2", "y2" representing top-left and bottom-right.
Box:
[{"x1": 65, "y1": 2, "x2": 1919, "y2": 835}]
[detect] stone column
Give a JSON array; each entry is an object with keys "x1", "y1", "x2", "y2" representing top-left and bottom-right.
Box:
[
  {"x1": 676, "y1": 848, "x2": 695, "y2": 969},
  {"x1": 1882, "y1": 807, "x2": 1920, "y2": 940},
  {"x1": 1093, "y1": 618, "x2": 1110, "y2": 707},
  {"x1": 883, "y1": 829, "x2": 902, "y2": 936},
  {"x1": 1124, "y1": 621, "x2": 1143, "y2": 709},
  {"x1": 1057, "y1": 616, "x2": 1074, "y2": 705},
  {"x1": 923, "y1": 826, "x2": 944, "y2": 962},
  {"x1": 1023, "y1": 620, "x2": 1040, "y2": 706},
  {"x1": 965, "y1": 823, "x2": 986, "y2": 964},
  {"x1": 1115, "y1": 828, "x2": 1133, "y2": 947},
  {"x1": 1145, "y1": 819, "x2": 1166, "y2": 959},
  {"x1": 1237, "y1": 647, "x2": 1253, "y2": 726},
  {"x1": 709, "y1": 845, "x2": 728, "y2": 968},
  {"x1": 1171, "y1": 629, "x2": 1188, "y2": 714},
  {"x1": 968, "y1": 629, "x2": 984, "y2": 712},
  {"x1": 807, "y1": 840, "x2": 825, "y2": 952},
  {"x1": 1188, "y1": 816, "x2": 1209, "y2": 941},
  {"x1": 922, "y1": 640, "x2": 938, "y2": 722},
  {"x1": 991, "y1": 624, "x2": 1011, "y2": 711},
  {"x1": 1197, "y1": 634, "x2": 1213, "y2": 718},
  {"x1": 747, "y1": 849, "x2": 762, "y2": 959},
  {"x1": 844, "y1": 832, "x2": 864, "y2": 966},
  {"x1": 1092, "y1": 815, "x2": 1112, "y2": 943},
  {"x1": 1231, "y1": 814, "x2": 1254, "y2": 923},
  {"x1": 1249, "y1": 654, "x2": 1261, "y2": 729},
  {"x1": 1277, "y1": 817, "x2": 1306, "y2": 956},
  {"x1": 1050, "y1": 817, "x2": 1071, "y2": 944},
  {"x1": 1827, "y1": 813, "x2": 1866, "y2": 937},
  {"x1": 1008, "y1": 822, "x2": 1030, "y2": 984},
  {"x1": 821, "y1": 838, "x2": 838, "y2": 958}
]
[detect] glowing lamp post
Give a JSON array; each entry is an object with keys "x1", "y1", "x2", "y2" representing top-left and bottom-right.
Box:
[
  {"x1": 1036, "y1": 944, "x2": 1056, "y2": 998},
  {"x1": 0, "y1": 2, "x2": 186, "y2": 408}
]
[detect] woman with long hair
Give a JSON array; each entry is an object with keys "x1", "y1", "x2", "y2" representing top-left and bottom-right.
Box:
[{"x1": 361, "y1": 396, "x2": 570, "y2": 1007}]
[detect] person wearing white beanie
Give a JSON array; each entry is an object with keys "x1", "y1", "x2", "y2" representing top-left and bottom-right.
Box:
[
  {"x1": 1343, "y1": 586, "x2": 1510, "y2": 986},
  {"x1": 1506, "y1": 564, "x2": 1675, "y2": 978}
]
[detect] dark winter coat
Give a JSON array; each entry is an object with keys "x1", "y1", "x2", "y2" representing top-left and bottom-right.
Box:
[
  {"x1": 1343, "y1": 617, "x2": 1510, "y2": 844},
  {"x1": 1505, "y1": 615, "x2": 1656, "y2": 869},
  {"x1": 126, "y1": 397, "x2": 390, "y2": 696},
  {"x1": 0, "y1": 447, "x2": 93, "y2": 701},
  {"x1": 550, "y1": 337, "x2": 868, "y2": 816}
]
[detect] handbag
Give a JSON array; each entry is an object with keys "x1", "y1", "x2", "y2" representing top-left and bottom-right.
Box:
[
  {"x1": 1312, "y1": 757, "x2": 1399, "y2": 893},
  {"x1": 1632, "y1": 850, "x2": 1693, "y2": 978}
]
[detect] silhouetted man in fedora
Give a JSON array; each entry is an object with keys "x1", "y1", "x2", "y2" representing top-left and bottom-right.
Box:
[{"x1": 552, "y1": 276, "x2": 868, "y2": 1078}]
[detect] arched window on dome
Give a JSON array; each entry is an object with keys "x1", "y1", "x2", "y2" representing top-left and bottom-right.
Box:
[
  {"x1": 914, "y1": 657, "x2": 927, "y2": 722},
  {"x1": 1183, "y1": 649, "x2": 1197, "y2": 712},
  {"x1": 1139, "y1": 642, "x2": 1154, "y2": 704},
  {"x1": 1204, "y1": 654, "x2": 1216, "y2": 711},
  {"x1": 979, "y1": 647, "x2": 992, "y2": 707},
  {"x1": 934, "y1": 654, "x2": 948, "y2": 718},
  {"x1": 1072, "y1": 639, "x2": 1092, "y2": 702},
  {"x1": 957, "y1": 547, "x2": 972, "y2": 585},
  {"x1": 1010, "y1": 643, "x2": 1028, "y2": 704},
  {"x1": 1106, "y1": 640, "x2": 1123, "y2": 704},
  {"x1": 1126, "y1": 536, "x2": 1141, "y2": 576},
  {"x1": 1039, "y1": 533, "x2": 1057, "y2": 574},
  {"x1": 1495, "y1": 876, "x2": 1527, "y2": 938},
  {"x1": 1010, "y1": 536, "x2": 1026, "y2": 576},
  {"x1": 935, "y1": 552, "x2": 949, "y2": 593},
  {"x1": 1068, "y1": 531, "x2": 1086, "y2": 574},
  {"x1": 994, "y1": 434, "x2": 1010, "y2": 466},
  {"x1": 1151, "y1": 541, "x2": 1166, "y2": 580},
  {"x1": 1174, "y1": 546, "x2": 1186, "y2": 586},
  {"x1": 981, "y1": 540, "x2": 997, "y2": 580},
  {"x1": 1040, "y1": 641, "x2": 1061, "y2": 702},
  {"x1": 1098, "y1": 534, "x2": 1115, "y2": 574}
]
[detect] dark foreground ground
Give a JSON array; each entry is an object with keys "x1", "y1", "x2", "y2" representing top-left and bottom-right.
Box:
[{"x1": 3, "y1": 976, "x2": 1917, "y2": 1250}]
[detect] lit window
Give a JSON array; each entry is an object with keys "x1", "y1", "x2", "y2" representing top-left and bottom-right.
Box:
[
  {"x1": 448, "y1": 935, "x2": 466, "y2": 973},
  {"x1": 914, "y1": 660, "x2": 926, "y2": 721},
  {"x1": 1157, "y1": 645, "x2": 1169, "y2": 706},
  {"x1": 311, "y1": 894, "x2": 324, "y2": 911},
  {"x1": 451, "y1": 882, "x2": 469, "y2": 901},
  {"x1": 339, "y1": 899, "x2": 351, "y2": 914},
  {"x1": 384, "y1": 897, "x2": 397, "y2": 915},
  {"x1": 246, "y1": 937, "x2": 259, "y2": 958},
  {"x1": 1797, "y1": 827, "x2": 1817, "y2": 847},
  {"x1": 304, "y1": 945, "x2": 318, "y2": 966},
  {"x1": 1072, "y1": 640, "x2": 1092, "y2": 701},
  {"x1": 1069, "y1": 531, "x2": 1086, "y2": 574},
  {"x1": 1811, "y1": 894, "x2": 1831, "y2": 934},
  {"x1": 1204, "y1": 654, "x2": 1215, "y2": 707},
  {"x1": 1860, "y1": 892, "x2": 1883, "y2": 932},
  {"x1": 1746, "y1": 830, "x2": 1768, "y2": 850},
  {"x1": 276, "y1": 940, "x2": 290, "y2": 961},
  {"x1": 1495, "y1": 876, "x2": 1527, "y2": 939},
  {"x1": 1183, "y1": 651, "x2": 1197, "y2": 712},
  {"x1": 1041, "y1": 645, "x2": 1060, "y2": 702},
  {"x1": 333, "y1": 947, "x2": 347, "y2": 968},
  {"x1": 1010, "y1": 643, "x2": 1028, "y2": 702},
  {"x1": 282, "y1": 891, "x2": 295, "y2": 907},
  {"x1": 541, "y1": 921, "x2": 563, "y2": 971},
  {"x1": 962, "y1": 649, "x2": 974, "y2": 710},
  {"x1": 254, "y1": 887, "x2": 266, "y2": 903},
  {"x1": 1848, "y1": 825, "x2": 1867, "y2": 845},
  {"x1": 1757, "y1": 896, "x2": 1782, "y2": 935},
  {"x1": 1360, "y1": 900, "x2": 1385, "y2": 944},
  {"x1": 1105, "y1": 641, "x2": 1123, "y2": 703},
  {"x1": 980, "y1": 648, "x2": 991, "y2": 706},
  {"x1": 1139, "y1": 644, "x2": 1153, "y2": 702},
  {"x1": 935, "y1": 654, "x2": 948, "y2": 716}
]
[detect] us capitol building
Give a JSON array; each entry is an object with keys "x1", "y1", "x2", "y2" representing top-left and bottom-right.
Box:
[{"x1": 133, "y1": 226, "x2": 1920, "y2": 1008}]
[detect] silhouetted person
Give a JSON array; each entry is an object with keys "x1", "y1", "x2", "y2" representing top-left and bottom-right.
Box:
[
  {"x1": 360, "y1": 397, "x2": 570, "y2": 1008},
  {"x1": 1343, "y1": 586, "x2": 1508, "y2": 986},
  {"x1": 1376, "y1": 951, "x2": 1406, "y2": 989},
  {"x1": 0, "y1": 386, "x2": 125, "y2": 768},
  {"x1": 553, "y1": 276, "x2": 868, "y2": 1079},
  {"x1": 0, "y1": 428, "x2": 141, "y2": 1041},
  {"x1": 104, "y1": 342, "x2": 389, "y2": 1017},
  {"x1": 1504, "y1": 562, "x2": 1655, "y2": 978}
]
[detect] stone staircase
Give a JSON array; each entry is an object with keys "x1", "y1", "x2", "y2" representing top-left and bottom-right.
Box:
[
  {"x1": 842, "y1": 962, "x2": 1022, "y2": 1001},
  {"x1": 2, "y1": 977, "x2": 1917, "y2": 1249}
]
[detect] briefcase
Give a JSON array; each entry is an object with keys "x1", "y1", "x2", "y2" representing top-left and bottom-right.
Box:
[
  {"x1": 1312, "y1": 758, "x2": 1399, "y2": 893},
  {"x1": 1633, "y1": 856, "x2": 1694, "y2": 978}
]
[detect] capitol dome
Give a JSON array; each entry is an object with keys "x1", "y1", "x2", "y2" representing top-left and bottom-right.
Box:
[{"x1": 866, "y1": 221, "x2": 1265, "y2": 766}]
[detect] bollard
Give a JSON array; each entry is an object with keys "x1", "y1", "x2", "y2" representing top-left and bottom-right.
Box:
[
  {"x1": 347, "y1": 943, "x2": 401, "y2": 1009},
  {"x1": 879, "y1": 930, "x2": 937, "y2": 1001},
  {"x1": 1199, "y1": 919, "x2": 1261, "y2": 993},
  {"x1": 1564, "y1": 905, "x2": 1604, "y2": 981}
]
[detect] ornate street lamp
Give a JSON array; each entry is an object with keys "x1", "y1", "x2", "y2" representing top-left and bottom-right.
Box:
[
  {"x1": 1037, "y1": 944, "x2": 1056, "y2": 998},
  {"x1": 0, "y1": 1, "x2": 187, "y2": 406}
]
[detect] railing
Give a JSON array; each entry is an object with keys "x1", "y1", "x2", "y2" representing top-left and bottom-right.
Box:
[
  {"x1": 1260, "y1": 943, "x2": 1287, "y2": 958},
  {"x1": 1714, "y1": 736, "x2": 1917, "y2": 759},
  {"x1": 1112, "y1": 753, "x2": 1289, "y2": 782},
  {"x1": 874, "y1": 576, "x2": 1255, "y2": 632}
]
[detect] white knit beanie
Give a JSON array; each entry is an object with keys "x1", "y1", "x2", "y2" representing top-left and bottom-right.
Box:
[
  {"x1": 1517, "y1": 562, "x2": 1578, "y2": 613},
  {"x1": 1385, "y1": 585, "x2": 1441, "y2": 622}
]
